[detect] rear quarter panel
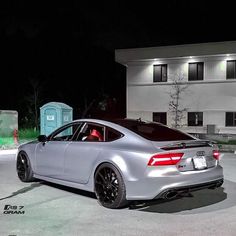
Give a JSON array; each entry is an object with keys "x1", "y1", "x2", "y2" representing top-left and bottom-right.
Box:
[{"x1": 90, "y1": 134, "x2": 157, "y2": 184}]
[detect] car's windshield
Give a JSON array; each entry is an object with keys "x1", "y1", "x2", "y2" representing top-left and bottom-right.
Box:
[{"x1": 113, "y1": 119, "x2": 194, "y2": 141}]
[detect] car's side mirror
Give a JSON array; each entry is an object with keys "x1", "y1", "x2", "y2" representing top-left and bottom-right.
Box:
[{"x1": 38, "y1": 135, "x2": 47, "y2": 143}]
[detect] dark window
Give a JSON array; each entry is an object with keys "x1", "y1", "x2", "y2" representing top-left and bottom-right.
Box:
[
  {"x1": 226, "y1": 60, "x2": 236, "y2": 79},
  {"x1": 226, "y1": 112, "x2": 236, "y2": 126},
  {"x1": 188, "y1": 62, "x2": 204, "y2": 81},
  {"x1": 188, "y1": 112, "x2": 203, "y2": 126},
  {"x1": 153, "y1": 64, "x2": 167, "y2": 82},
  {"x1": 113, "y1": 119, "x2": 194, "y2": 141},
  {"x1": 105, "y1": 127, "x2": 123, "y2": 142},
  {"x1": 153, "y1": 112, "x2": 167, "y2": 125}
]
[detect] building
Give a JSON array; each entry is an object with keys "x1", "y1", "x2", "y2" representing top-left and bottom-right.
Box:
[{"x1": 115, "y1": 41, "x2": 236, "y2": 134}]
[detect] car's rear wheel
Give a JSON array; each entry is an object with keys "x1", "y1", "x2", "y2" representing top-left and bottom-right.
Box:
[
  {"x1": 16, "y1": 151, "x2": 34, "y2": 182},
  {"x1": 94, "y1": 163, "x2": 128, "y2": 209}
]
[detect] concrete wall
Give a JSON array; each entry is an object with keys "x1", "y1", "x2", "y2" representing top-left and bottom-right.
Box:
[
  {"x1": 0, "y1": 110, "x2": 18, "y2": 136},
  {"x1": 127, "y1": 55, "x2": 236, "y2": 134}
]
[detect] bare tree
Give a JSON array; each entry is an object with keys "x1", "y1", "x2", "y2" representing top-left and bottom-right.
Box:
[
  {"x1": 168, "y1": 72, "x2": 189, "y2": 128},
  {"x1": 81, "y1": 98, "x2": 96, "y2": 118},
  {"x1": 26, "y1": 77, "x2": 44, "y2": 130}
]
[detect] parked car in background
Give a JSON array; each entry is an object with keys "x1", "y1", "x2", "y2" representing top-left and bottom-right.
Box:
[{"x1": 16, "y1": 118, "x2": 224, "y2": 209}]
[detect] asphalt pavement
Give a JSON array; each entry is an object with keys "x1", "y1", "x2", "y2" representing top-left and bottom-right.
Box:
[{"x1": 0, "y1": 153, "x2": 236, "y2": 236}]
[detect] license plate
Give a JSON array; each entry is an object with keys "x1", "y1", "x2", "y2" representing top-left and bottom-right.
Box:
[{"x1": 193, "y1": 156, "x2": 207, "y2": 169}]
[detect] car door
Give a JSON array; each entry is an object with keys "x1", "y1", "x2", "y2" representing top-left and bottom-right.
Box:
[
  {"x1": 35, "y1": 122, "x2": 82, "y2": 179},
  {"x1": 63, "y1": 122, "x2": 105, "y2": 184}
]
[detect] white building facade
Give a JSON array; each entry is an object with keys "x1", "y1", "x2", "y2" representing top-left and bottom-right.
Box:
[{"x1": 115, "y1": 41, "x2": 236, "y2": 134}]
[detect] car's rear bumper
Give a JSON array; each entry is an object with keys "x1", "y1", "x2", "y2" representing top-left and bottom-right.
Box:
[
  {"x1": 155, "y1": 178, "x2": 224, "y2": 199},
  {"x1": 125, "y1": 165, "x2": 224, "y2": 200}
]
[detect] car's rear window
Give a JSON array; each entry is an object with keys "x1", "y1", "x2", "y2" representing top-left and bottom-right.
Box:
[{"x1": 113, "y1": 119, "x2": 194, "y2": 141}]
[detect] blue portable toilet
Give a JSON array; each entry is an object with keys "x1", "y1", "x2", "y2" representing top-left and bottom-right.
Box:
[{"x1": 40, "y1": 102, "x2": 73, "y2": 136}]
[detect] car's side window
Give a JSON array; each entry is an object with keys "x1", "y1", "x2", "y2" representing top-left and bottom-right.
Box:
[
  {"x1": 50, "y1": 123, "x2": 82, "y2": 141},
  {"x1": 105, "y1": 127, "x2": 123, "y2": 142},
  {"x1": 76, "y1": 123, "x2": 105, "y2": 142}
]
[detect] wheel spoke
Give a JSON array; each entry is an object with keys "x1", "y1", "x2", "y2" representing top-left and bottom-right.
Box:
[
  {"x1": 104, "y1": 168, "x2": 110, "y2": 181},
  {"x1": 111, "y1": 177, "x2": 118, "y2": 184},
  {"x1": 95, "y1": 180, "x2": 105, "y2": 188},
  {"x1": 111, "y1": 183, "x2": 118, "y2": 190},
  {"x1": 97, "y1": 172, "x2": 106, "y2": 183},
  {"x1": 109, "y1": 168, "x2": 112, "y2": 181}
]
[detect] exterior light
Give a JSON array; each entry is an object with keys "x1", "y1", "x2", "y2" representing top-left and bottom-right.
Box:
[{"x1": 148, "y1": 153, "x2": 184, "y2": 166}]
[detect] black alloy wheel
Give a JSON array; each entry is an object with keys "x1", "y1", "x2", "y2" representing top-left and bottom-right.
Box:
[
  {"x1": 16, "y1": 151, "x2": 34, "y2": 182},
  {"x1": 94, "y1": 163, "x2": 127, "y2": 209}
]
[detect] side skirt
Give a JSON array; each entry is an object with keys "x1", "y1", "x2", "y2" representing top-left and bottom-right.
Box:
[{"x1": 33, "y1": 174, "x2": 93, "y2": 193}]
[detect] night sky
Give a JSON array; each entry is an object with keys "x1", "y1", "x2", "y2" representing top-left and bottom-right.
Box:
[{"x1": 1, "y1": 1, "x2": 236, "y2": 125}]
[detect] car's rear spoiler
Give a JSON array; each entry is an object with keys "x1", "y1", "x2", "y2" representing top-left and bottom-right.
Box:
[{"x1": 161, "y1": 140, "x2": 216, "y2": 151}]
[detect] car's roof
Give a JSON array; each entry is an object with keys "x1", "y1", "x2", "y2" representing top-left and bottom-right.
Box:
[
  {"x1": 71, "y1": 118, "x2": 138, "y2": 128},
  {"x1": 72, "y1": 118, "x2": 157, "y2": 125},
  {"x1": 71, "y1": 118, "x2": 159, "y2": 130}
]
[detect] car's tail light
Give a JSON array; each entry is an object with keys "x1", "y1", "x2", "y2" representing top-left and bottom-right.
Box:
[
  {"x1": 148, "y1": 153, "x2": 184, "y2": 166},
  {"x1": 213, "y1": 150, "x2": 220, "y2": 160}
]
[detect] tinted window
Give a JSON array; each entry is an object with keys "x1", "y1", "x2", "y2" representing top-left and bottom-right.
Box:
[
  {"x1": 188, "y1": 112, "x2": 203, "y2": 126},
  {"x1": 226, "y1": 112, "x2": 236, "y2": 126},
  {"x1": 188, "y1": 62, "x2": 204, "y2": 81},
  {"x1": 106, "y1": 128, "x2": 123, "y2": 142},
  {"x1": 153, "y1": 64, "x2": 167, "y2": 82},
  {"x1": 153, "y1": 112, "x2": 167, "y2": 125},
  {"x1": 227, "y1": 60, "x2": 236, "y2": 79},
  {"x1": 113, "y1": 119, "x2": 194, "y2": 141}
]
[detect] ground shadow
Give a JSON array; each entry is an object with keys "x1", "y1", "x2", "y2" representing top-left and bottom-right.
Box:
[
  {"x1": 129, "y1": 180, "x2": 236, "y2": 214},
  {"x1": 0, "y1": 182, "x2": 42, "y2": 201},
  {"x1": 41, "y1": 181, "x2": 97, "y2": 199}
]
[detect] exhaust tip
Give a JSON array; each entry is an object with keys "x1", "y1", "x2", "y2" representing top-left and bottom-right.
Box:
[
  {"x1": 209, "y1": 180, "x2": 224, "y2": 189},
  {"x1": 164, "y1": 191, "x2": 178, "y2": 200}
]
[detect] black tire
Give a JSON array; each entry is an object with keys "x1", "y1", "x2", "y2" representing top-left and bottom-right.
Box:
[
  {"x1": 16, "y1": 151, "x2": 35, "y2": 182},
  {"x1": 94, "y1": 163, "x2": 128, "y2": 209}
]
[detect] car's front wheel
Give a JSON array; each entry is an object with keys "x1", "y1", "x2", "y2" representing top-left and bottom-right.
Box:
[
  {"x1": 94, "y1": 163, "x2": 128, "y2": 209},
  {"x1": 16, "y1": 151, "x2": 34, "y2": 182}
]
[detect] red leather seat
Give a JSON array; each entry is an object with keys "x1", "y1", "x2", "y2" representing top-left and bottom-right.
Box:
[{"x1": 85, "y1": 129, "x2": 103, "y2": 141}]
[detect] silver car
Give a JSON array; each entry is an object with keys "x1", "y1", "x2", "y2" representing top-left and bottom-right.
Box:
[{"x1": 16, "y1": 119, "x2": 224, "y2": 209}]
